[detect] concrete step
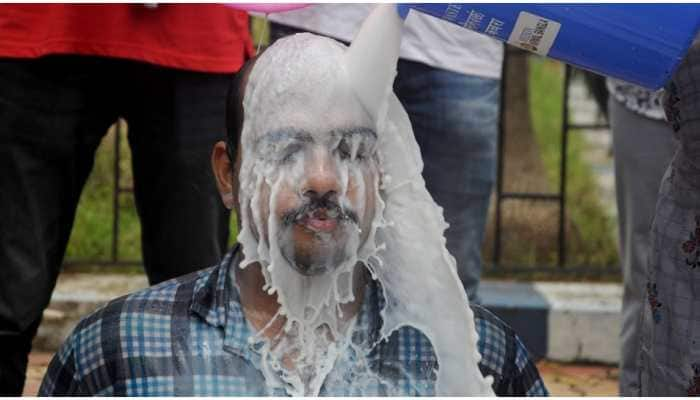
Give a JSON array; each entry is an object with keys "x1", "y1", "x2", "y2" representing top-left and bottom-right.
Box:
[{"x1": 481, "y1": 280, "x2": 621, "y2": 364}]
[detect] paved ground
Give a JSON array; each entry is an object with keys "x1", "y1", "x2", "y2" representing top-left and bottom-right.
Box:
[
  {"x1": 23, "y1": 351, "x2": 618, "y2": 396},
  {"x1": 23, "y1": 352, "x2": 52, "y2": 396},
  {"x1": 537, "y1": 360, "x2": 618, "y2": 396}
]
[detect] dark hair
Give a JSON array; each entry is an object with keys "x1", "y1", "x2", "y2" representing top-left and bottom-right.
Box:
[{"x1": 225, "y1": 55, "x2": 259, "y2": 164}]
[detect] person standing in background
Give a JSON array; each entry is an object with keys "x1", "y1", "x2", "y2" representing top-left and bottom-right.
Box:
[
  {"x1": 606, "y1": 78, "x2": 676, "y2": 395},
  {"x1": 268, "y1": 4, "x2": 503, "y2": 303},
  {"x1": 639, "y1": 37, "x2": 700, "y2": 395},
  {"x1": 0, "y1": 4, "x2": 253, "y2": 394}
]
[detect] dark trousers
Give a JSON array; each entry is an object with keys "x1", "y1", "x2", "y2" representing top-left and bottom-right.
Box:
[{"x1": 0, "y1": 56, "x2": 232, "y2": 394}]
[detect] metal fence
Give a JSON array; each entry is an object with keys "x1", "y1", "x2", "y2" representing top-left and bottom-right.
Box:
[{"x1": 490, "y1": 49, "x2": 618, "y2": 277}]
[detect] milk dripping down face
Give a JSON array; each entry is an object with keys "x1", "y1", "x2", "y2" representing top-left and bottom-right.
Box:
[
  {"x1": 236, "y1": 34, "x2": 387, "y2": 395},
  {"x1": 236, "y1": 6, "x2": 494, "y2": 396},
  {"x1": 238, "y1": 34, "x2": 381, "y2": 297},
  {"x1": 250, "y1": 87, "x2": 378, "y2": 277}
]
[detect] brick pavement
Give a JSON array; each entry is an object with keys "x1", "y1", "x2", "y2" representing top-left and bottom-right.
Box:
[
  {"x1": 22, "y1": 352, "x2": 52, "y2": 396},
  {"x1": 22, "y1": 351, "x2": 618, "y2": 396},
  {"x1": 537, "y1": 360, "x2": 618, "y2": 396}
]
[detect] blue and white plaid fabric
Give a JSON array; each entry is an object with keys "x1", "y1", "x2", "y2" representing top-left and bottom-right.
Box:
[{"x1": 39, "y1": 246, "x2": 547, "y2": 396}]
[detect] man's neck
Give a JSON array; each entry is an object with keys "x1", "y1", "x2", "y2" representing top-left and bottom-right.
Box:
[{"x1": 235, "y1": 260, "x2": 369, "y2": 339}]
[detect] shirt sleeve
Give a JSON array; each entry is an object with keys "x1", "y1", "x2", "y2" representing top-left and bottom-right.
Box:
[
  {"x1": 38, "y1": 334, "x2": 85, "y2": 395},
  {"x1": 472, "y1": 304, "x2": 548, "y2": 396},
  {"x1": 510, "y1": 334, "x2": 549, "y2": 396}
]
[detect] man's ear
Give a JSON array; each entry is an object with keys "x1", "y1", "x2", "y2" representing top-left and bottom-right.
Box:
[{"x1": 211, "y1": 141, "x2": 237, "y2": 210}]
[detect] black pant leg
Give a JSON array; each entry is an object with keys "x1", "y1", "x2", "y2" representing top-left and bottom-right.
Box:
[
  {"x1": 0, "y1": 319, "x2": 40, "y2": 395},
  {"x1": 124, "y1": 66, "x2": 231, "y2": 284},
  {"x1": 0, "y1": 56, "x2": 116, "y2": 395}
]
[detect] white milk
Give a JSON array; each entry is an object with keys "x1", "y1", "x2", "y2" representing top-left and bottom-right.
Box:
[{"x1": 236, "y1": 5, "x2": 494, "y2": 396}]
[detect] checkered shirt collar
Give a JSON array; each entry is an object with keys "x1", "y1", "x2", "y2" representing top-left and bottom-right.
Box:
[
  {"x1": 189, "y1": 244, "x2": 251, "y2": 359},
  {"x1": 189, "y1": 245, "x2": 384, "y2": 359}
]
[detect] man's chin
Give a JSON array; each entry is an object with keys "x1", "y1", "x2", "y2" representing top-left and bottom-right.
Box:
[
  {"x1": 282, "y1": 243, "x2": 355, "y2": 277},
  {"x1": 275, "y1": 223, "x2": 360, "y2": 276},
  {"x1": 289, "y1": 261, "x2": 336, "y2": 276}
]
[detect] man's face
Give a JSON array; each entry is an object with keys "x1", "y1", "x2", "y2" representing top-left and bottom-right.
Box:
[
  {"x1": 235, "y1": 35, "x2": 382, "y2": 277},
  {"x1": 251, "y1": 116, "x2": 379, "y2": 275}
]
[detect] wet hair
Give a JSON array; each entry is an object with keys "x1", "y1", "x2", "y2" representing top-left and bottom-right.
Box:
[{"x1": 225, "y1": 55, "x2": 259, "y2": 164}]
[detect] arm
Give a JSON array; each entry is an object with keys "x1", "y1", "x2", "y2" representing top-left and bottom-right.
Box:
[
  {"x1": 505, "y1": 335, "x2": 548, "y2": 396},
  {"x1": 38, "y1": 337, "x2": 85, "y2": 395},
  {"x1": 472, "y1": 304, "x2": 548, "y2": 396}
]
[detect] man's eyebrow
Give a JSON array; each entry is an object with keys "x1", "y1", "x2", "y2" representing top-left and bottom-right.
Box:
[
  {"x1": 330, "y1": 127, "x2": 377, "y2": 139},
  {"x1": 257, "y1": 128, "x2": 313, "y2": 145}
]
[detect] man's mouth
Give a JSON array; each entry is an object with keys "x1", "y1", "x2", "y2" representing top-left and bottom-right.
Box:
[
  {"x1": 297, "y1": 208, "x2": 340, "y2": 233},
  {"x1": 282, "y1": 200, "x2": 358, "y2": 234}
]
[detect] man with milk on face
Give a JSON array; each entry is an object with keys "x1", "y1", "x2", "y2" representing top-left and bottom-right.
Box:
[{"x1": 40, "y1": 7, "x2": 546, "y2": 396}]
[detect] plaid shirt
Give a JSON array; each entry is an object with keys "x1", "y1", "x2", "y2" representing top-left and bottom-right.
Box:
[{"x1": 39, "y1": 246, "x2": 547, "y2": 396}]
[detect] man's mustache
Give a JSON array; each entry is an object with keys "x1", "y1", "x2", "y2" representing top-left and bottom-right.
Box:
[{"x1": 281, "y1": 194, "x2": 359, "y2": 227}]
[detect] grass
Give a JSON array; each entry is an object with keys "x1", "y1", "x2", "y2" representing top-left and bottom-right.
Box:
[
  {"x1": 64, "y1": 126, "x2": 141, "y2": 265},
  {"x1": 526, "y1": 56, "x2": 619, "y2": 278}
]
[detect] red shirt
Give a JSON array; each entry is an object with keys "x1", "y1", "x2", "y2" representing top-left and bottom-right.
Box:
[{"x1": 0, "y1": 4, "x2": 255, "y2": 73}]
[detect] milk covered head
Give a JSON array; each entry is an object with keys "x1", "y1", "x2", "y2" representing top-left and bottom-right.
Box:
[
  {"x1": 234, "y1": 5, "x2": 494, "y2": 396},
  {"x1": 240, "y1": 34, "x2": 378, "y2": 278},
  {"x1": 235, "y1": 33, "x2": 386, "y2": 396}
]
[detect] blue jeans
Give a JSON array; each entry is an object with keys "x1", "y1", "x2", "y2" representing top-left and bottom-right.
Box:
[{"x1": 394, "y1": 60, "x2": 500, "y2": 303}]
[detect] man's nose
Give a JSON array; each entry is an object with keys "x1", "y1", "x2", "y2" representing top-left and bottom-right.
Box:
[{"x1": 302, "y1": 148, "x2": 341, "y2": 199}]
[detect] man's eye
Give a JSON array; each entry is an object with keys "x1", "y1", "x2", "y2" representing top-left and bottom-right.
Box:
[
  {"x1": 280, "y1": 143, "x2": 303, "y2": 163},
  {"x1": 336, "y1": 140, "x2": 352, "y2": 160},
  {"x1": 356, "y1": 143, "x2": 369, "y2": 161}
]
